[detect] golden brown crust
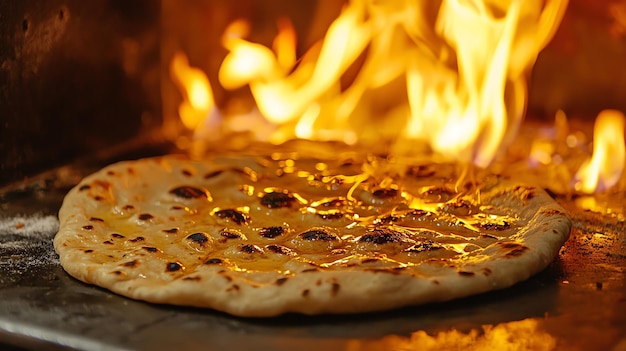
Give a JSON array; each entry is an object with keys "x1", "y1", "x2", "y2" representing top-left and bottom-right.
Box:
[{"x1": 54, "y1": 154, "x2": 571, "y2": 317}]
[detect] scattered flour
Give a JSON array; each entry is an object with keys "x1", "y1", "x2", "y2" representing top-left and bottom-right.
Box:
[
  {"x1": 0, "y1": 214, "x2": 61, "y2": 267},
  {"x1": 0, "y1": 215, "x2": 59, "y2": 237}
]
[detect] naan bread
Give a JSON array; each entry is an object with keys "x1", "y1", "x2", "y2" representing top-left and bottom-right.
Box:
[{"x1": 54, "y1": 153, "x2": 571, "y2": 317}]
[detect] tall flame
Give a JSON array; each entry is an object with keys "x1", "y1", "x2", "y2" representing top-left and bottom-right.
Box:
[
  {"x1": 171, "y1": 0, "x2": 568, "y2": 167},
  {"x1": 574, "y1": 110, "x2": 626, "y2": 194},
  {"x1": 170, "y1": 52, "x2": 215, "y2": 130}
]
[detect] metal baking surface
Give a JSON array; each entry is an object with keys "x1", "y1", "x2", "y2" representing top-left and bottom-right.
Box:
[{"x1": 1, "y1": 153, "x2": 625, "y2": 351}]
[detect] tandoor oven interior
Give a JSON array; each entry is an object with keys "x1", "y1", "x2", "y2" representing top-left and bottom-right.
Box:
[{"x1": 1, "y1": 1, "x2": 625, "y2": 350}]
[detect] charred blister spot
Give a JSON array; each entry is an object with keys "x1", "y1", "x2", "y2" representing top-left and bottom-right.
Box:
[
  {"x1": 407, "y1": 165, "x2": 436, "y2": 177},
  {"x1": 359, "y1": 228, "x2": 406, "y2": 244},
  {"x1": 482, "y1": 267, "x2": 492, "y2": 276},
  {"x1": 84, "y1": 249, "x2": 93, "y2": 253},
  {"x1": 240, "y1": 244, "x2": 262, "y2": 254},
  {"x1": 266, "y1": 244, "x2": 292, "y2": 255},
  {"x1": 183, "y1": 276, "x2": 201, "y2": 281},
  {"x1": 187, "y1": 232, "x2": 209, "y2": 244},
  {"x1": 499, "y1": 242, "x2": 524, "y2": 249},
  {"x1": 204, "y1": 258, "x2": 223, "y2": 265},
  {"x1": 364, "y1": 267, "x2": 405, "y2": 275},
  {"x1": 79, "y1": 184, "x2": 91, "y2": 191},
  {"x1": 340, "y1": 158, "x2": 355, "y2": 167},
  {"x1": 259, "y1": 226, "x2": 284, "y2": 238},
  {"x1": 163, "y1": 228, "x2": 179, "y2": 234},
  {"x1": 166, "y1": 262, "x2": 183, "y2": 272},
  {"x1": 405, "y1": 209, "x2": 429, "y2": 220},
  {"x1": 82, "y1": 225, "x2": 94, "y2": 230},
  {"x1": 260, "y1": 191, "x2": 297, "y2": 208},
  {"x1": 361, "y1": 257, "x2": 380, "y2": 263},
  {"x1": 458, "y1": 270, "x2": 475, "y2": 276},
  {"x1": 227, "y1": 284, "x2": 240, "y2": 292},
  {"x1": 331, "y1": 248, "x2": 347, "y2": 255},
  {"x1": 204, "y1": 170, "x2": 224, "y2": 179},
  {"x1": 232, "y1": 167, "x2": 258, "y2": 181},
  {"x1": 443, "y1": 199, "x2": 476, "y2": 215},
  {"x1": 220, "y1": 229, "x2": 243, "y2": 240},
  {"x1": 331, "y1": 283, "x2": 340, "y2": 296},
  {"x1": 107, "y1": 170, "x2": 115, "y2": 176},
  {"x1": 170, "y1": 186, "x2": 209, "y2": 199},
  {"x1": 375, "y1": 214, "x2": 400, "y2": 224},
  {"x1": 479, "y1": 233, "x2": 499, "y2": 240},
  {"x1": 142, "y1": 246, "x2": 158, "y2": 253},
  {"x1": 170, "y1": 206, "x2": 184, "y2": 210},
  {"x1": 498, "y1": 242, "x2": 529, "y2": 258},
  {"x1": 275, "y1": 277, "x2": 289, "y2": 286},
  {"x1": 138, "y1": 213, "x2": 154, "y2": 221},
  {"x1": 300, "y1": 228, "x2": 339, "y2": 241},
  {"x1": 111, "y1": 233, "x2": 125, "y2": 238},
  {"x1": 129, "y1": 236, "x2": 145, "y2": 243},
  {"x1": 302, "y1": 289, "x2": 310, "y2": 298},
  {"x1": 123, "y1": 260, "x2": 138, "y2": 267},
  {"x1": 217, "y1": 271, "x2": 233, "y2": 282},
  {"x1": 302, "y1": 268, "x2": 320, "y2": 273},
  {"x1": 112, "y1": 270, "x2": 125, "y2": 276},
  {"x1": 122, "y1": 205, "x2": 135, "y2": 211},
  {"x1": 432, "y1": 280, "x2": 440, "y2": 285},
  {"x1": 542, "y1": 209, "x2": 564, "y2": 217},
  {"x1": 478, "y1": 221, "x2": 511, "y2": 231},
  {"x1": 126, "y1": 167, "x2": 135, "y2": 174},
  {"x1": 515, "y1": 186, "x2": 537, "y2": 200},
  {"x1": 320, "y1": 199, "x2": 346, "y2": 208},
  {"x1": 406, "y1": 240, "x2": 442, "y2": 252},
  {"x1": 215, "y1": 209, "x2": 248, "y2": 225},
  {"x1": 103, "y1": 240, "x2": 114, "y2": 245},
  {"x1": 94, "y1": 196, "x2": 104, "y2": 201},
  {"x1": 317, "y1": 211, "x2": 344, "y2": 220},
  {"x1": 424, "y1": 187, "x2": 456, "y2": 201},
  {"x1": 181, "y1": 169, "x2": 193, "y2": 177},
  {"x1": 89, "y1": 217, "x2": 104, "y2": 222},
  {"x1": 372, "y1": 188, "x2": 398, "y2": 198},
  {"x1": 505, "y1": 247, "x2": 528, "y2": 258},
  {"x1": 309, "y1": 173, "x2": 324, "y2": 182}
]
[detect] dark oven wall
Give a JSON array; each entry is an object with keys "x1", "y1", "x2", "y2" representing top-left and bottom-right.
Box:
[{"x1": 0, "y1": 0, "x2": 161, "y2": 187}]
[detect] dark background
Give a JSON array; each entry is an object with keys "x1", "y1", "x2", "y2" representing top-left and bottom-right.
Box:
[{"x1": 0, "y1": 0, "x2": 161, "y2": 186}]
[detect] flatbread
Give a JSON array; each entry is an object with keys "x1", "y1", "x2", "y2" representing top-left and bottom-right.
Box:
[{"x1": 54, "y1": 153, "x2": 571, "y2": 317}]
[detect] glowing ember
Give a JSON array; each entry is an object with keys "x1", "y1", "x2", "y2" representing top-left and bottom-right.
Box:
[
  {"x1": 350, "y1": 318, "x2": 556, "y2": 351},
  {"x1": 574, "y1": 110, "x2": 626, "y2": 194},
  {"x1": 171, "y1": 0, "x2": 567, "y2": 167}
]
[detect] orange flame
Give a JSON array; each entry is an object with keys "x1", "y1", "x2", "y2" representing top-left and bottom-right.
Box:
[
  {"x1": 171, "y1": 0, "x2": 568, "y2": 167},
  {"x1": 574, "y1": 110, "x2": 626, "y2": 194},
  {"x1": 169, "y1": 52, "x2": 214, "y2": 130}
]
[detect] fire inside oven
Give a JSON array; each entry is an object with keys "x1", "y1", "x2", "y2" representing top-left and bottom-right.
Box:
[{"x1": 1, "y1": 1, "x2": 625, "y2": 350}]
